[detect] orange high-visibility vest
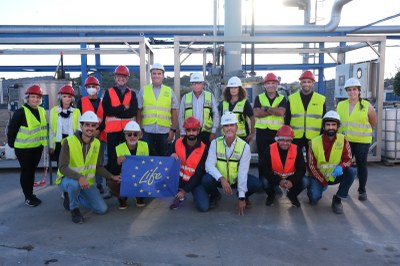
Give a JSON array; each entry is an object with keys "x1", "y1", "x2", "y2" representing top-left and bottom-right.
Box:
[
  {"x1": 270, "y1": 142, "x2": 297, "y2": 178},
  {"x1": 105, "y1": 88, "x2": 134, "y2": 133},
  {"x1": 175, "y1": 138, "x2": 206, "y2": 181}
]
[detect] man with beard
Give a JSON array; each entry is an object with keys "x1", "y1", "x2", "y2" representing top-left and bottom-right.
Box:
[
  {"x1": 169, "y1": 116, "x2": 209, "y2": 212},
  {"x1": 112, "y1": 121, "x2": 157, "y2": 209},
  {"x1": 307, "y1": 111, "x2": 355, "y2": 214}
]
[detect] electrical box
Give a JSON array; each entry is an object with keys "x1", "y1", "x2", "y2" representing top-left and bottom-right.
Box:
[
  {"x1": 335, "y1": 64, "x2": 351, "y2": 99},
  {"x1": 335, "y1": 62, "x2": 372, "y2": 99},
  {"x1": 352, "y1": 62, "x2": 371, "y2": 99}
]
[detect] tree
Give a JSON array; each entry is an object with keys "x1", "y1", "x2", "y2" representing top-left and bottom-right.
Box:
[{"x1": 393, "y1": 71, "x2": 400, "y2": 96}]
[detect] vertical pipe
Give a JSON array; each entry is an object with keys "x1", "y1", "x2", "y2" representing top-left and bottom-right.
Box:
[{"x1": 224, "y1": 0, "x2": 242, "y2": 75}]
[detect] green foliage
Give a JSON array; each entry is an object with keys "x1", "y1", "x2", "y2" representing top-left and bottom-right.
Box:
[{"x1": 393, "y1": 71, "x2": 400, "y2": 96}]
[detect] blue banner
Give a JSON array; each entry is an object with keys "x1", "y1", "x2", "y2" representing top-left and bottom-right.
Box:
[{"x1": 120, "y1": 156, "x2": 180, "y2": 198}]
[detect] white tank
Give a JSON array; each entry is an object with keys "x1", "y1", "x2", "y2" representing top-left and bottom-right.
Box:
[{"x1": 382, "y1": 107, "x2": 400, "y2": 161}]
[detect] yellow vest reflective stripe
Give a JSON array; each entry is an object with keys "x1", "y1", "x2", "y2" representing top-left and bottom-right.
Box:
[
  {"x1": 115, "y1": 141, "x2": 149, "y2": 157},
  {"x1": 56, "y1": 135, "x2": 100, "y2": 185},
  {"x1": 255, "y1": 93, "x2": 284, "y2": 130},
  {"x1": 50, "y1": 106, "x2": 80, "y2": 147},
  {"x1": 288, "y1": 91, "x2": 325, "y2": 139},
  {"x1": 14, "y1": 106, "x2": 48, "y2": 148},
  {"x1": 311, "y1": 134, "x2": 344, "y2": 182},
  {"x1": 142, "y1": 85, "x2": 172, "y2": 127},
  {"x1": 184, "y1": 91, "x2": 213, "y2": 132},
  {"x1": 337, "y1": 99, "x2": 372, "y2": 144},
  {"x1": 215, "y1": 136, "x2": 246, "y2": 185},
  {"x1": 222, "y1": 100, "x2": 246, "y2": 137}
]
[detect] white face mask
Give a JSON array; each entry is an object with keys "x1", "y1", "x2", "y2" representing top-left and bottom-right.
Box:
[{"x1": 87, "y1": 88, "x2": 98, "y2": 96}]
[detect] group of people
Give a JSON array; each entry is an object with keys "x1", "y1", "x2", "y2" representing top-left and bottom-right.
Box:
[{"x1": 7, "y1": 64, "x2": 376, "y2": 224}]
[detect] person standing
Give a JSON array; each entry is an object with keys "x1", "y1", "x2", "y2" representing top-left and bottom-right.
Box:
[
  {"x1": 57, "y1": 111, "x2": 121, "y2": 224},
  {"x1": 169, "y1": 116, "x2": 209, "y2": 212},
  {"x1": 220, "y1": 76, "x2": 255, "y2": 142},
  {"x1": 76, "y1": 76, "x2": 107, "y2": 194},
  {"x1": 337, "y1": 78, "x2": 377, "y2": 201},
  {"x1": 253, "y1": 72, "x2": 287, "y2": 178},
  {"x1": 7, "y1": 85, "x2": 48, "y2": 207},
  {"x1": 102, "y1": 65, "x2": 138, "y2": 175},
  {"x1": 202, "y1": 112, "x2": 263, "y2": 215},
  {"x1": 307, "y1": 111, "x2": 355, "y2": 214},
  {"x1": 137, "y1": 63, "x2": 178, "y2": 156},
  {"x1": 112, "y1": 121, "x2": 157, "y2": 209},
  {"x1": 49, "y1": 85, "x2": 80, "y2": 167},
  {"x1": 285, "y1": 71, "x2": 326, "y2": 154},
  {"x1": 179, "y1": 72, "x2": 219, "y2": 146},
  {"x1": 261, "y1": 125, "x2": 306, "y2": 207}
]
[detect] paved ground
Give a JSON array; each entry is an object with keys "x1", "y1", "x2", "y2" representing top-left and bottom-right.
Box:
[{"x1": 0, "y1": 161, "x2": 399, "y2": 266}]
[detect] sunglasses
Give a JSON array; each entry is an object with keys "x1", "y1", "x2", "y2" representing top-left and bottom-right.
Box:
[{"x1": 125, "y1": 132, "x2": 139, "y2": 137}]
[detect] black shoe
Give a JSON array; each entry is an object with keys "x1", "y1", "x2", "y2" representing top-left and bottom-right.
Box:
[
  {"x1": 358, "y1": 192, "x2": 368, "y2": 201},
  {"x1": 31, "y1": 194, "x2": 42, "y2": 205},
  {"x1": 97, "y1": 184, "x2": 105, "y2": 194},
  {"x1": 71, "y1": 208, "x2": 84, "y2": 224},
  {"x1": 25, "y1": 197, "x2": 40, "y2": 207},
  {"x1": 209, "y1": 192, "x2": 221, "y2": 209},
  {"x1": 331, "y1": 195, "x2": 343, "y2": 214},
  {"x1": 63, "y1": 192, "x2": 70, "y2": 211},
  {"x1": 288, "y1": 194, "x2": 301, "y2": 208},
  {"x1": 265, "y1": 195, "x2": 275, "y2": 206},
  {"x1": 135, "y1": 197, "x2": 145, "y2": 207}
]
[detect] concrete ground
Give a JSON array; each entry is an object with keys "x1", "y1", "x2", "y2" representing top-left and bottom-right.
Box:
[{"x1": 0, "y1": 161, "x2": 399, "y2": 266}]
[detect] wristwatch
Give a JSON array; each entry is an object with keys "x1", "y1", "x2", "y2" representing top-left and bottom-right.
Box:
[
  {"x1": 264, "y1": 106, "x2": 269, "y2": 112},
  {"x1": 238, "y1": 197, "x2": 245, "y2": 201}
]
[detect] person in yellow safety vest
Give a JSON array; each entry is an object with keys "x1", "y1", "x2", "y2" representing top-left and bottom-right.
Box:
[
  {"x1": 253, "y1": 72, "x2": 287, "y2": 181},
  {"x1": 307, "y1": 111, "x2": 355, "y2": 214},
  {"x1": 49, "y1": 85, "x2": 80, "y2": 167},
  {"x1": 57, "y1": 111, "x2": 121, "y2": 224},
  {"x1": 102, "y1": 65, "x2": 138, "y2": 176},
  {"x1": 220, "y1": 76, "x2": 255, "y2": 143},
  {"x1": 285, "y1": 70, "x2": 326, "y2": 155},
  {"x1": 261, "y1": 125, "x2": 306, "y2": 207},
  {"x1": 7, "y1": 85, "x2": 48, "y2": 207},
  {"x1": 179, "y1": 72, "x2": 219, "y2": 146},
  {"x1": 137, "y1": 63, "x2": 179, "y2": 156},
  {"x1": 337, "y1": 77, "x2": 377, "y2": 202},
  {"x1": 112, "y1": 121, "x2": 157, "y2": 210},
  {"x1": 169, "y1": 116, "x2": 209, "y2": 211},
  {"x1": 202, "y1": 112, "x2": 263, "y2": 215}
]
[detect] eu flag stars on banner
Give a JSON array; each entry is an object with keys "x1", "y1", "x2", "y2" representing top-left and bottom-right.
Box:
[{"x1": 120, "y1": 156, "x2": 180, "y2": 198}]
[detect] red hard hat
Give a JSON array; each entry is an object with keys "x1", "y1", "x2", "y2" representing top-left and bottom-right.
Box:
[
  {"x1": 262, "y1": 73, "x2": 279, "y2": 83},
  {"x1": 299, "y1": 70, "x2": 315, "y2": 81},
  {"x1": 183, "y1": 116, "x2": 201, "y2": 130},
  {"x1": 25, "y1": 85, "x2": 43, "y2": 96},
  {"x1": 84, "y1": 76, "x2": 100, "y2": 87},
  {"x1": 114, "y1": 65, "x2": 130, "y2": 76},
  {"x1": 58, "y1": 85, "x2": 75, "y2": 96},
  {"x1": 276, "y1": 125, "x2": 294, "y2": 138}
]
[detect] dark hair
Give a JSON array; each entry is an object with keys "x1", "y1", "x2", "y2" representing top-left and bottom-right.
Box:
[{"x1": 223, "y1": 86, "x2": 247, "y2": 102}]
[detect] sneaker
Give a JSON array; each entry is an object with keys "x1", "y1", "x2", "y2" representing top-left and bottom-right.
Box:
[
  {"x1": 71, "y1": 208, "x2": 84, "y2": 224},
  {"x1": 169, "y1": 197, "x2": 185, "y2": 210},
  {"x1": 118, "y1": 197, "x2": 128, "y2": 210},
  {"x1": 331, "y1": 195, "x2": 343, "y2": 214},
  {"x1": 135, "y1": 197, "x2": 145, "y2": 207},
  {"x1": 63, "y1": 192, "x2": 70, "y2": 211},
  {"x1": 287, "y1": 194, "x2": 301, "y2": 208},
  {"x1": 358, "y1": 192, "x2": 368, "y2": 201},
  {"x1": 25, "y1": 198, "x2": 40, "y2": 207},
  {"x1": 265, "y1": 195, "x2": 275, "y2": 206},
  {"x1": 102, "y1": 190, "x2": 112, "y2": 200},
  {"x1": 245, "y1": 198, "x2": 252, "y2": 208},
  {"x1": 209, "y1": 192, "x2": 221, "y2": 209},
  {"x1": 96, "y1": 184, "x2": 105, "y2": 194},
  {"x1": 31, "y1": 195, "x2": 42, "y2": 205}
]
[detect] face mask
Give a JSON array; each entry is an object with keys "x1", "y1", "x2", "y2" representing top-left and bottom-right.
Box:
[{"x1": 87, "y1": 88, "x2": 97, "y2": 96}]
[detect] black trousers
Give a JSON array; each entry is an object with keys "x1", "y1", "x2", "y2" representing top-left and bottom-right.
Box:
[
  {"x1": 256, "y1": 129, "x2": 277, "y2": 178},
  {"x1": 15, "y1": 146, "x2": 43, "y2": 199},
  {"x1": 106, "y1": 131, "x2": 125, "y2": 175}
]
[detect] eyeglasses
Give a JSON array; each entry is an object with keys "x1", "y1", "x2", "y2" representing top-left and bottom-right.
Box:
[{"x1": 125, "y1": 132, "x2": 139, "y2": 137}]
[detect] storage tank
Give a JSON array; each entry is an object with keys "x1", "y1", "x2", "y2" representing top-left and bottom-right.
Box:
[{"x1": 382, "y1": 107, "x2": 400, "y2": 162}]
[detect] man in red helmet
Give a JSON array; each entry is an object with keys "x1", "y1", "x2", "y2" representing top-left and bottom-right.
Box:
[
  {"x1": 102, "y1": 65, "x2": 138, "y2": 176},
  {"x1": 76, "y1": 76, "x2": 107, "y2": 194},
  {"x1": 253, "y1": 72, "x2": 287, "y2": 181},
  {"x1": 168, "y1": 116, "x2": 209, "y2": 211},
  {"x1": 261, "y1": 125, "x2": 306, "y2": 207},
  {"x1": 285, "y1": 70, "x2": 326, "y2": 154}
]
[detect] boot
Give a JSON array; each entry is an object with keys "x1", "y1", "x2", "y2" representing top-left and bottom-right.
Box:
[{"x1": 331, "y1": 195, "x2": 343, "y2": 214}]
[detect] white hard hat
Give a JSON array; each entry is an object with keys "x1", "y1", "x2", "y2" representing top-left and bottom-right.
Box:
[
  {"x1": 79, "y1": 111, "x2": 99, "y2": 123},
  {"x1": 190, "y1": 72, "x2": 204, "y2": 82},
  {"x1": 150, "y1": 63, "x2": 165, "y2": 72},
  {"x1": 227, "y1": 76, "x2": 242, "y2": 87},
  {"x1": 124, "y1": 121, "x2": 141, "y2": 132},
  {"x1": 221, "y1": 111, "x2": 238, "y2": 126},
  {"x1": 344, "y1": 78, "x2": 361, "y2": 89},
  {"x1": 323, "y1": 110, "x2": 341, "y2": 123}
]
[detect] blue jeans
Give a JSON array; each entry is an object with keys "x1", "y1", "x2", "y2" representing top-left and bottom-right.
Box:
[
  {"x1": 59, "y1": 177, "x2": 108, "y2": 214},
  {"x1": 143, "y1": 132, "x2": 168, "y2": 156},
  {"x1": 349, "y1": 142, "x2": 370, "y2": 194},
  {"x1": 95, "y1": 141, "x2": 106, "y2": 186},
  {"x1": 190, "y1": 185, "x2": 209, "y2": 212},
  {"x1": 306, "y1": 167, "x2": 355, "y2": 202},
  {"x1": 201, "y1": 173, "x2": 263, "y2": 210}
]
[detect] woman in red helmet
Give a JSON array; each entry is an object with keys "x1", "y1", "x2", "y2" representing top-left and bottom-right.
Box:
[
  {"x1": 7, "y1": 85, "x2": 48, "y2": 207},
  {"x1": 49, "y1": 85, "x2": 80, "y2": 167}
]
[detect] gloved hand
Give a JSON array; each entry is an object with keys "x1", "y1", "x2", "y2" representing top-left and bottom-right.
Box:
[{"x1": 332, "y1": 165, "x2": 343, "y2": 177}]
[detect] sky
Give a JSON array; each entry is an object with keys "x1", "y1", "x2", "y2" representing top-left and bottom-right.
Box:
[{"x1": 0, "y1": 0, "x2": 400, "y2": 82}]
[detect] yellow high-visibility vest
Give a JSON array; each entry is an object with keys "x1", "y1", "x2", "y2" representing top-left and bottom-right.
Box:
[
  {"x1": 14, "y1": 106, "x2": 48, "y2": 149},
  {"x1": 142, "y1": 85, "x2": 172, "y2": 128},
  {"x1": 115, "y1": 140, "x2": 149, "y2": 157},
  {"x1": 222, "y1": 100, "x2": 247, "y2": 137},
  {"x1": 255, "y1": 93, "x2": 284, "y2": 130},
  {"x1": 184, "y1": 91, "x2": 213, "y2": 132}
]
